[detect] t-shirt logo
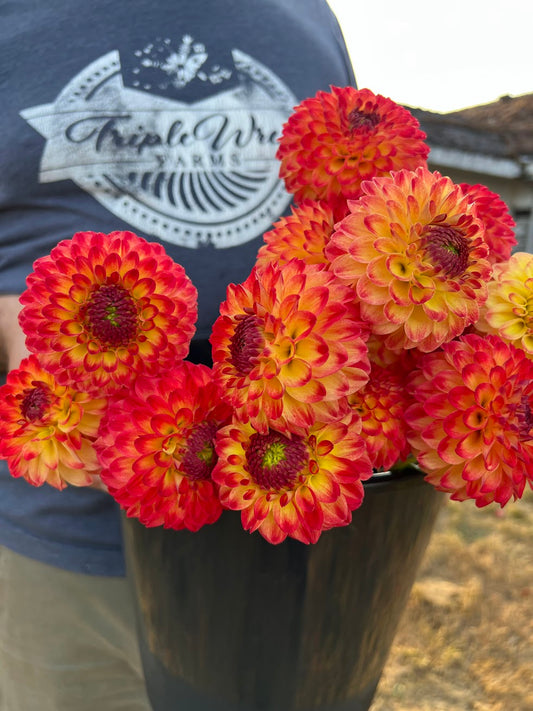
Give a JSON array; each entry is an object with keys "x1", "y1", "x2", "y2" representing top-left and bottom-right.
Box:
[{"x1": 20, "y1": 43, "x2": 296, "y2": 248}]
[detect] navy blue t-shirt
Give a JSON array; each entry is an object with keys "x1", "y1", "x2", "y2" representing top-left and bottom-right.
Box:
[{"x1": 0, "y1": 0, "x2": 356, "y2": 575}]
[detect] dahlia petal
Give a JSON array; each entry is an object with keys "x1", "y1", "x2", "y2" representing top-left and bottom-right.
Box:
[
  {"x1": 285, "y1": 378, "x2": 326, "y2": 403},
  {"x1": 403, "y1": 314, "x2": 434, "y2": 343},
  {"x1": 298, "y1": 286, "x2": 331, "y2": 316},
  {"x1": 280, "y1": 358, "x2": 312, "y2": 387},
  {"x1": 250, "y1": 495, "x2": 270, "y2": 523},
  {"x1": 358, "y1": 275, "x2": 390, "y2": 305},
  {"x1": 287, "y1": 310, "x2": 317, "y2": 341},
  {"x1": 273, "y1": 499, "x2": 301, "y2": 535},
  {"x1": 256, "y1": 512, "x2": 287, "y2": 544},
  {"x1": 480, "y1": 467, "x2": 505, "y2": 493},
  {"x1": 295, "y1": 500, "x2": 324, "y2": 538},
  {"x1": 455, "y1": 429, "x2": 485, "y2": 460},
  {"x1": 409, "y1": 282, "x2": 435, "y2": 305},
  {"x1": 308, "y1": 472, "x2": 340, "y2": 503},
  {"x1": 59, "y1": 320, "x2": 85, "y2": 336},
  {"x1": 388, "y1": 279, "x2": 412, "y2": 306},
  {"x1": 293, "y1": 333, "x2": 330, "y2": 368},
  {"x1": 329, "y1": 252, "x2": 364, "y2": 282},
  {"x1": 462, "y1": 455, "x2": 487, "y2": 481},
  {"x1": 463, "y1": 407, "x2": 488, "y2": 431},
  {"x1": 265, "y1": 377, "x2": 284, "y2": 401},
  {"x1": 294, "y1": 484, "x2": 318, "y2": 513}
]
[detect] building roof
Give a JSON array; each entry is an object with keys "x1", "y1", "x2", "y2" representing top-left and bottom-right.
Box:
[{"x1": 408, "y1": 93, "x2": 533, "y2": 180}]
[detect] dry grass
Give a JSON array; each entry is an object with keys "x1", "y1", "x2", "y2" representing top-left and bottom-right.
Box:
[{"x1": 370, "y1": 488, "x2": 533, "y2": 711}]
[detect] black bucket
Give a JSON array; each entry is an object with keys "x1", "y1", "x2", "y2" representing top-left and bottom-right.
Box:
[{"x1": 123, "y1": 467, "x2": 442, "y2": 711}]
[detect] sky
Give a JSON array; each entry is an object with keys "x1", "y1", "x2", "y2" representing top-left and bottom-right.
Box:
[{"x1": 327, "y1": 0, "x2": 532, "y2": 113}]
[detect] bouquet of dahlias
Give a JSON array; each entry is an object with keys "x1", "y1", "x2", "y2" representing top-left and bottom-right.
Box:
[{"x1": 1, "y1": 86, "x2": 532, "y2": 545}]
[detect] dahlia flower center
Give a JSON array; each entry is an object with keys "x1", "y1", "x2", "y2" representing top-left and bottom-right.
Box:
[
  {"x1": 422, "y1": 225, "x2": 470, "y2": 277},
  {"x1": 516, "y1": 395, "x2": 533, "y2": 439},
  {"x1": 181, "y1": 421, "x2": 219, "y2": 481},
  {"x1": 85, "y1": 284, "x2": 139, "y2": 348},
  {"x1": 21, "y1": 384, "x2": 50, "y2": 422},
  {"x1": 348, "y1": 108, "x2": 380, "y2": 132},
  {"x1": 246, "y1": 431, "x2": 308, "y2": 491},
  {"x1": 229, "y1": 314, "x2": 263, "y2": 375}
]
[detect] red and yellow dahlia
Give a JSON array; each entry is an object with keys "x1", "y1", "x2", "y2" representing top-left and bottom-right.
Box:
[
  {"x1": 348, "y1": 363, "x2": 412, "y2": 471},
  {"x1": 0, "y1": 355, "x2": 107, "y2": 489},
  {"x1": 326, "y1": 168, "x2": 492, "y2": 352},
  {"x1": 277, "y1": 86, "x2": 429, "y2": 218},
  {"x1": 255, "y1": 200, "x2": 336, "y2": 270},
  {"x1": 95, "y1": 361, "x2": 232, "y2": 531},
  {"x1": 19, "y1": 231, "x2": 197, "y2": 394},
  {"x1": 475, "y1": 252, "x2": 533, "y2": 358},
  {"x1": 210, "y1": 258, "x2": 370, "y2": 435},
  {"x1": 460, "y1": 183, "x2": 517, "y2": 265},
  {"x1": 212, "y1": 415, "x2": 373, "y2": 544},
  {"x1": 405, "y1": 333, "x2": 533, "y2": 507}
]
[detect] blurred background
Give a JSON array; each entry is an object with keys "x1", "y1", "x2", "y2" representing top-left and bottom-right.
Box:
[{"x1": 328, "y1": 0, "x2": 532, "y2": 113}]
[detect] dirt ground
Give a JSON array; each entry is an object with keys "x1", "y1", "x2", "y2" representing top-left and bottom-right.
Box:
[{"x1": 370, "y1": 487, "x2": 533, "y2": 711}]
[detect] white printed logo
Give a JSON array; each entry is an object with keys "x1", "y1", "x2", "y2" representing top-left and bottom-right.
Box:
[
  {"x1": 21, "y1": 43, "x2": 296, "y2": 248},
  {"x1": 133, "y1": 36, "x2": 232, "y2": 89}
]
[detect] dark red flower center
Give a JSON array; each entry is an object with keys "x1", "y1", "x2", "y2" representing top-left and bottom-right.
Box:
[
  {"x1": 21, "y1": 384, "x2": 50, "y2": 422},
  {"x1": 348, "y1": 109, "x2": 380, "y2": 132},
  {"x1": 229, "y1": 314, "x2": 263, "y2": 375},
  {"x1": 516, "y1": 394, "x2": 533, "y2": 439},
  {"x1": 85, "y1": 284, "x2": 139, "y2": 348},
  {"x1": 182, "y1": 421, "x2": 219, "y2": 481},
  {"x1": 245, "y1": 431, "x2": 308, "y2": 491},
  {"x1": 423, "y1": 225, "x2": 470, "y2": 278}
]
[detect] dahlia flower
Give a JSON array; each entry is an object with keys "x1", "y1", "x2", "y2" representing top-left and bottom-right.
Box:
[
  {"x1": 0, "y1": 355, "x2": 107, "y2": 489},
  {"x1": 19, "y1": 231, "x2": 197, "y2": 393},
  {"x1": 460, "y1": 183, "x2": 517, "y2": 265},
  {"x1": 212, "y1": 415, "x2": 373, "y2": 544},
  {"x1": 475, "y1": 252, "x2": 533, "y2": 358},
  {"x1": 277, "y1": 86, "x2": 429, "y2": 218},
  {"x1": 326, "y1": 168, "x2": 492, "y2": 352},
  {"x1": 255, "y1": 200, "x2": 336, "y2": 270},
  {"x1": 95, "y1": 361, "x2": 232, "y2": 531},
  {"x1": 405, "y1": 333, "x2": 533, "y2": 507},
  {"x1": 348, "y1": 363, "x2": 412, "y2": 471},
  {"x1": 210, "y1": 258, "x2": 370, "y2": 435}
]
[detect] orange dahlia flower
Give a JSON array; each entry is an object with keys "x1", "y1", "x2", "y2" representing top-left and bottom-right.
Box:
[
  {"x1": 255, "y1": 200, "x2": 336, "y2": 270},
  {"x1": 0, "y1": 355, "x2": 107, "y2": 489},
  {"x1": 460, "y1": 183, "x2": 517, "y2": 265},
  {"x1": 277, "y1": 86, "x2": 429, "y2": 218},
  {"x1": 96, "y1": 361, "x2": 232, "y2": 531},
  {"x1": 405, "y1": 333, "x2": 533, "y2": 507},
  {"x1": 212, "y1": 416, "x2": 373, "y2": 544},
  {"x1": 475, "y1": 252, "x2": 533, "y2": 358},
  {"x1": 210, "y1": 258, "x2": 370, "y2": 435},
  {"x1": 326, "y1": 168, "x2": 492, "y2": 352},
  {"x1": 348, "y1": 363, "x2": 412, "y2": 471},
  {"x1": 19, "y1": 231, "x2": 197, "y2": 394}
]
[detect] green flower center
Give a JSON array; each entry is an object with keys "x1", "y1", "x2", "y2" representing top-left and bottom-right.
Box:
[
  {"x1": 246, "y1": 431, "x2": 308, "y2": 491},
  {"x1": 423, "y1": 225, "x2": 470, "y2": 278},
  {"x1": 182, "y1": 421, "x2": 219, "y2": 481},
  {"x1": 21, "y1": 384, "x2": 50, "y2": 422},
  {"x1": 348, "y1": 109, "x2": 380, "y2": 132},
  {"x1": 229, "y1": 314, "x2": 263, "y2": 375},
  {"x1": 85, "y1": 284, "x2": 139, "y2": 348}
]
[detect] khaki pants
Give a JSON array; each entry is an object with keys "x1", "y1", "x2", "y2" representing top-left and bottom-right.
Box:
[{"x1": 0, "y1": 545, "x2": 152, "y2": 711}]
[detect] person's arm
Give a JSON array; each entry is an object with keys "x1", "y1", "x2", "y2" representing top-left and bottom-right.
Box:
[{"x1": 0, "y1": 294, "x2": 29, "y2": 373}]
